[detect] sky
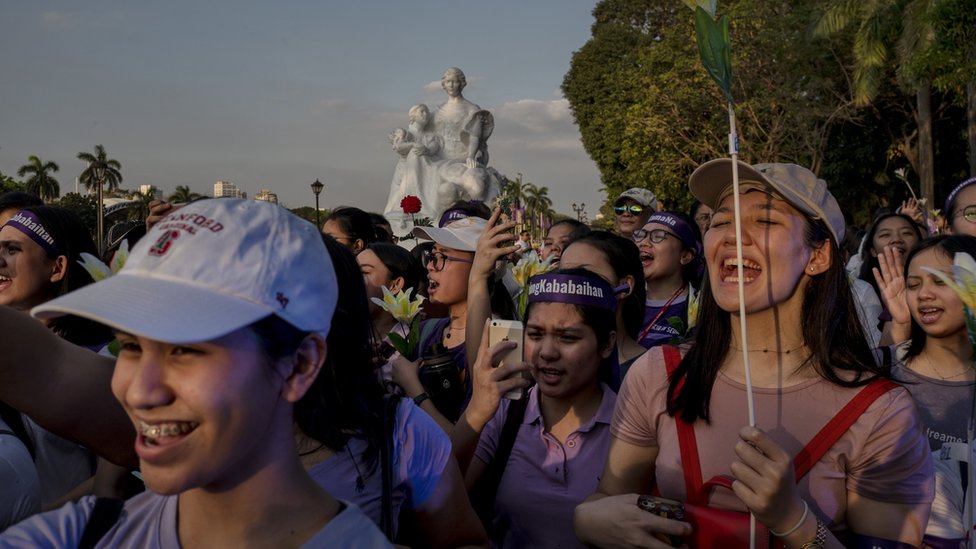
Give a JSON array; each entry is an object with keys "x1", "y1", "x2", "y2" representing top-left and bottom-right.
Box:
[{"x1": 1, "y1": 1, "x2": 606, "y2": 220}]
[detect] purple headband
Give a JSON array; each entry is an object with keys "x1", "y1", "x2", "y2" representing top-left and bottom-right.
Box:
[
  {"x1": 438, "y1": 208, "x2": 469, "y2": 227},
  {"x1": 944, "y1": 176, "x2": 976, "y2": 216},
  {"x1": 3, "y1": 210, "x2": 60, "y2": 257},
  {"x1": 527, "y1": 273, "x2": 617, "y2": 311},
  {"x1": 647, "y1": 212, "x2": 702, "y2": 256}
]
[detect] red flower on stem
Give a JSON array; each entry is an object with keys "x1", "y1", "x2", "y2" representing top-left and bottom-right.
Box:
[{"x1": 400, "y1": 195, "x2": 422, "y2": 215}]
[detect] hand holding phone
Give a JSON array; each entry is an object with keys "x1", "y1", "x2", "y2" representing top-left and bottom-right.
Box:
[{"x1": 488, "y1": 319, "x2": 530, "y2": 400}]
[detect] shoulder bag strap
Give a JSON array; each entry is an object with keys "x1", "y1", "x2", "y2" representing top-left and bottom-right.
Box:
[
  {"x1": 472, "y1": 396, "x2": 529, "y2": 526},
  {"x1": 662, "y1": 346, "x2": 705, "y2": 504},
  {"x1": 792, "y1": 378, "x2": 898, "y2": 480}
]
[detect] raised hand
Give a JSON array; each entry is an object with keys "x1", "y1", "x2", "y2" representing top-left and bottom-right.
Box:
[{"x1": 873, "y1": 245, "x2": 910, "y2": 326}]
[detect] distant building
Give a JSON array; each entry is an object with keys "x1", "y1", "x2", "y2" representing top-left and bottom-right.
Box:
[
  {"x1": 139, "y1": 185, "x2": 163, "y2": 199},
  {"x1": 214, "y1": 180, "x2": 244, "y2": 198},
  {"x1": 255, "y1": 189, "x2": 278, "y2": 204}
]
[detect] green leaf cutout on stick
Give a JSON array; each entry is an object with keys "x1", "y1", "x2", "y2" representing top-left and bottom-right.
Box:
[{"x1": 692, "y1": 7, "x2": 733, "y2": 104}]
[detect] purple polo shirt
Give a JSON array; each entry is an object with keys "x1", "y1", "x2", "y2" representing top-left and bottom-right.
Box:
[{"x1": 474, "y1": 384, "x2": 617, "y2": 549}]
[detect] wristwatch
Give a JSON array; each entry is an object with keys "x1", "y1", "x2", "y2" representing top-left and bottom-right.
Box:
[
  {"x1": 800, "y1": 518, "x2": 827, "y2": 549},
  {"x1": 412, "y1": 392, "x2": 430, "y2": 406}
]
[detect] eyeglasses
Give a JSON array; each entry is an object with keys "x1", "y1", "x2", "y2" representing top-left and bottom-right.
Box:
[
  {"x1": 954, "y1": 205, "x2": 976, "y2": 223},
  {"x1": 614, "y1": 204, "x2": 644, "y2": 216},
  {"x1": 632, "y1": 229, "x2": 678, "y2": 244},
  {"x1": 423, "y1": 250, "x2": 473, "y2": 272}
]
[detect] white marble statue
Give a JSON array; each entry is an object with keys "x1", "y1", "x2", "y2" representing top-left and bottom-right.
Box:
[{"x1": 384, "y1": 67, "x2": 503, "y2": 232}]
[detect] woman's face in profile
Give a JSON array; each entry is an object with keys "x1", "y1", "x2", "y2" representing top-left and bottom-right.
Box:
[{"x1": 0, "y1": 224, "x2": 61, "y2": 311}]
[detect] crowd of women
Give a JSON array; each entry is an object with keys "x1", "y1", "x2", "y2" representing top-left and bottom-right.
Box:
[{"x1": 0, "y1": 162, "x2": 974, "y2": 548}]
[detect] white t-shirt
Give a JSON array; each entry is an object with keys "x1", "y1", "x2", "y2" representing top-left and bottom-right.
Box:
[{"x1": 0, "y1": 493, "x2": 392, "y2": 548}]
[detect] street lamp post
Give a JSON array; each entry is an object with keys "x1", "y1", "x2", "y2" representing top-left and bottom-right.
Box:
[
  {"x1": 572, "y1": 202, "x2": 585, "y2": 222},
  {"x1": 92, "y1": 161, "x2": 107, "y2": 256},
  {"x1": 310, "y1": 178, "x2": 324, "y2": 227}
]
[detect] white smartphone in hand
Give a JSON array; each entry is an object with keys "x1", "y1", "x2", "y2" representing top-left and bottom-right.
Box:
[{"x1": 488, "y1": 319, "x2": 529, "y2": 400}]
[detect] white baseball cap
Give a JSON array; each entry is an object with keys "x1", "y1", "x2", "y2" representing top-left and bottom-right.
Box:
[
  {"x1": 411, "y1": 216, "x2": 486, "y2": 252},
  {"x1": 32, "y1": 198, "x2": 338, "y2": 343}
]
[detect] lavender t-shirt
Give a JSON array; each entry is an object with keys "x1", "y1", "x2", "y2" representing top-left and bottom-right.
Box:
[
  {"x1": 309, "y1": 398, "x2": 452, "y2": 532},
  {"x1": 474, "y1": 385, "x2": 617, "y2": 549},
  {"x1": 0, "y1": 493, "x2": 392, "y2": 548}
]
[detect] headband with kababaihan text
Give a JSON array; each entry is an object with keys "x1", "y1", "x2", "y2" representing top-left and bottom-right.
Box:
[
  {"x1": 527, "y1": 273, "x2": 617, "y2": 311},
  {"x1": 3, "y1": 210, "x2": 60, "y2": 257}
]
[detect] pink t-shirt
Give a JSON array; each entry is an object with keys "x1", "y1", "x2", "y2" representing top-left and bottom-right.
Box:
[{"x1": 611, "y1": 347, "x2": 934, "y2": 535}]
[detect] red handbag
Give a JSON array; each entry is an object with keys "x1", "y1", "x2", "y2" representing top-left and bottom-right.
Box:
[{"x1": 662, "y1": 346, "x2": 897, "y2": 548}]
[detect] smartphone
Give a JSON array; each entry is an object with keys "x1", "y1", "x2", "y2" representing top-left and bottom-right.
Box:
[{"x1": 488, "y1": 319, "x2": 528, "y2": 400}]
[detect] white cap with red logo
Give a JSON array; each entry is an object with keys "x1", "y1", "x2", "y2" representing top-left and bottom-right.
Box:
[{"x1": 32, "y1": 198, "x2": 337, "y2": 343}]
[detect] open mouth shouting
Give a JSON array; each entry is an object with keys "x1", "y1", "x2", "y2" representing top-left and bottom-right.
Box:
[
  {"x1": 916, "y1": 306, "x2": 944, "y2": 325},
  {"x1": 720, "y1": 257, "x2": 761, "y2": 283}
]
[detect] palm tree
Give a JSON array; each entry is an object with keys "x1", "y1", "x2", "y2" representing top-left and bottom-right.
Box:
[
  {"x1": 128, "y1": 186, "x2": 158, "y2": 221},
  {"x1": 523, "y1": 182, "x2": 554, "y2": 241},
  {"x1": 77, "y1": 145, "x2": 123, "y2": 194},
  {"x1": 17, "y1": 155, "x2": 60, "y2": 201},
  {"x1": 168, "y1": 185, "x2": 202, "y2": 203},
  {"x1": 815, "y1": 0, "x2": 937, "y2": 205}
]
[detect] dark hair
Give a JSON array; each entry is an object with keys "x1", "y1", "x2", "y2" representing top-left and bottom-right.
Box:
[
  {"x1": 562, "y1": 231, "x2": 645, "y2": 340},
  {"x1": 668, "y1": 216, "x2": 881, "y2": 423},
  {"x1": 547, "y1": 219, "x2": 589, "y2": 241},
  {"x1": 18, "y1": 206, "x2": 112, "y2": 346},
  {"x1": 902, "y1": 235, "x2": 976, "y2": 360},
  {"x1": 410, "y1": 241, "x2": 435, "y2": 297},
  {"x1": 445, "y1": 199, "x2": 491, "y2": 220},
  {"x1": 0, "y1": 191, "x2": 43, "y2": 214},
  {"x1": 857, "y1": 213, "x2": 924, "y2": 298},
  {"x1": 260, "y1": 235, "x2": 386, "y2": 470},
  {"x1": 689, "y1": 200, "x2": 708, "y2": 220},
  {"x1": 523, "y1": 266, "x2": 617, "y2": 381},
  {"x1": 366, "y1": 242, "x2": 423, "y2": 294},
  {"x1": 368, "y1": 212, "x2": 394, "y2": 243},
  {"x1": 325, "y1": 206, "x2": 378, "y2": 247}
]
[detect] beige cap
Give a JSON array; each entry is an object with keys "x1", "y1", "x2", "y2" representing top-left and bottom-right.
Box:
[
  {"x1": 614, "y1": 187, "x2": 658, "y2": 210},
  {"x1": 689, "y1": 159, "x2": 845, "y2": 243}
]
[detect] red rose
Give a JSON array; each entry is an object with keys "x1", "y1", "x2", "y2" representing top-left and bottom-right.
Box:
[{"x1": 400, "y1": 195, "x2": 422, "y2": 215}]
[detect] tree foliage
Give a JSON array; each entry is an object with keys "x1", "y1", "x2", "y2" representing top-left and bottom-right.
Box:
[
  {"x1": 564, "y1": 0, "x2": 970, "y2": 225},
  {"x1": 56, "y1": 193, "x2": 98, "y2": 235},
  {"x1": 17, "y1": 155, "x2": 60, "y2": 201},
  {"x1": 77, "y1": 144, "x2": 123, "y2": 193}
]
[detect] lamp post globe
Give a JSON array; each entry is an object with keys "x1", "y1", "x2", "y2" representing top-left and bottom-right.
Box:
[{"x1": 310, "y1": 178, "x2": 324, "y2": 227}]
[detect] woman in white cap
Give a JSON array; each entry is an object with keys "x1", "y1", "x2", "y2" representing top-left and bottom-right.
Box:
[
  {"x1": 0, "y1": 199, "x2": 392, "y2": 547},
  {"x1": 574, "y1": 161, "x2": 933, "y2": 547}
]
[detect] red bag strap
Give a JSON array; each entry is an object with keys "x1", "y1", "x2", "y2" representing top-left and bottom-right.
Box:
[
  {"x1": 664, "y1": 346, "x2": 898, "y2": 504},
  {"x1": 662, "y1": 346, "x2": 705, "y2": 503},
  {"x1": 792, "y1": 378, "x2": 898, "y2": 479}
]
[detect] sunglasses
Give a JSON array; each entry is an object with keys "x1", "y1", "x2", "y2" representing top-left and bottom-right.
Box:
[
  {"x1": 954, "y1": 205, "x2": 976, "y2": 223},
  {"x1": 632, "y1": 228, "x2": 678, "y2": 244},
  {"x1": 614, "y1": 204, "x2": 644, "y2": 216}
]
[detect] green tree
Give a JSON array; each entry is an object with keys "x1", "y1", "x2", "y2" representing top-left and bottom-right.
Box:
[
  {"x1": 0, "y1": 171, "x2": 25, "y2": 194},
  {"x1": 169, "y1": 185, "x2": 203, "y2": 203},
  {"x1": 17, "y1": 155, "x2": 60, "y2": 201},
  {"x1": 523, "y1": 182, "x2": 554, "y2": 241},
  {"x1": 56, "y1": 193, "x2": 98, "y2": 236},
  {"x1": 77, "y1": 145, "x2": 123, "y2": 193},
  {"x1": 815, "y1": 0, "x2": 942, "y2": 205},
  {"x1": 127, "y1": 187, "x2": 158, "y2": 221}
]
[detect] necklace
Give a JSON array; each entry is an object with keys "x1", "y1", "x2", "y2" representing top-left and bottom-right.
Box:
[
  {"x1": 730, "y1": 343, "x2": 806, "y2": 355},
  {"x1": 918, "y1": 353, "x2": 973, "y2": 380},
  {"x1": 445, "y1": 321, "x2": 465, "y2": 339}
]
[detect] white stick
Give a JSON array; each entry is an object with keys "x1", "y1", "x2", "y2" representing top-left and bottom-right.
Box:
[{"x1": 727, "y1": 101, "x2": 758, "y2": 549}]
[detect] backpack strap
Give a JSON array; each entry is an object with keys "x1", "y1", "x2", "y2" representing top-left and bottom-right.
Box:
[
  {"x1": 792, "y1": 378, "x2": 898, "y2": 479},
  {"x1": 472, "y1": 395, "x2": 530, "y2": 527},
  {"x1": 79, "y1": 497, "x2": 124, "y2": 549},
  {"x1": 662, "y1": 346, "x2": 705, "y2": 503},
  {"x1": 0, "y1": 402, "x2": 35, "y2": 460},
  {"x1": 416, "y1": 318, "x2": 447, "y2": 360},
  {"x1": 665, "y1": 346, "x2": 898, "y2": 502}
]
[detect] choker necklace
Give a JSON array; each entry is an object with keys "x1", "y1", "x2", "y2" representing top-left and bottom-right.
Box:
[{"x1": 731, "y1": 343, "x2": 805, "y2": 355}]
